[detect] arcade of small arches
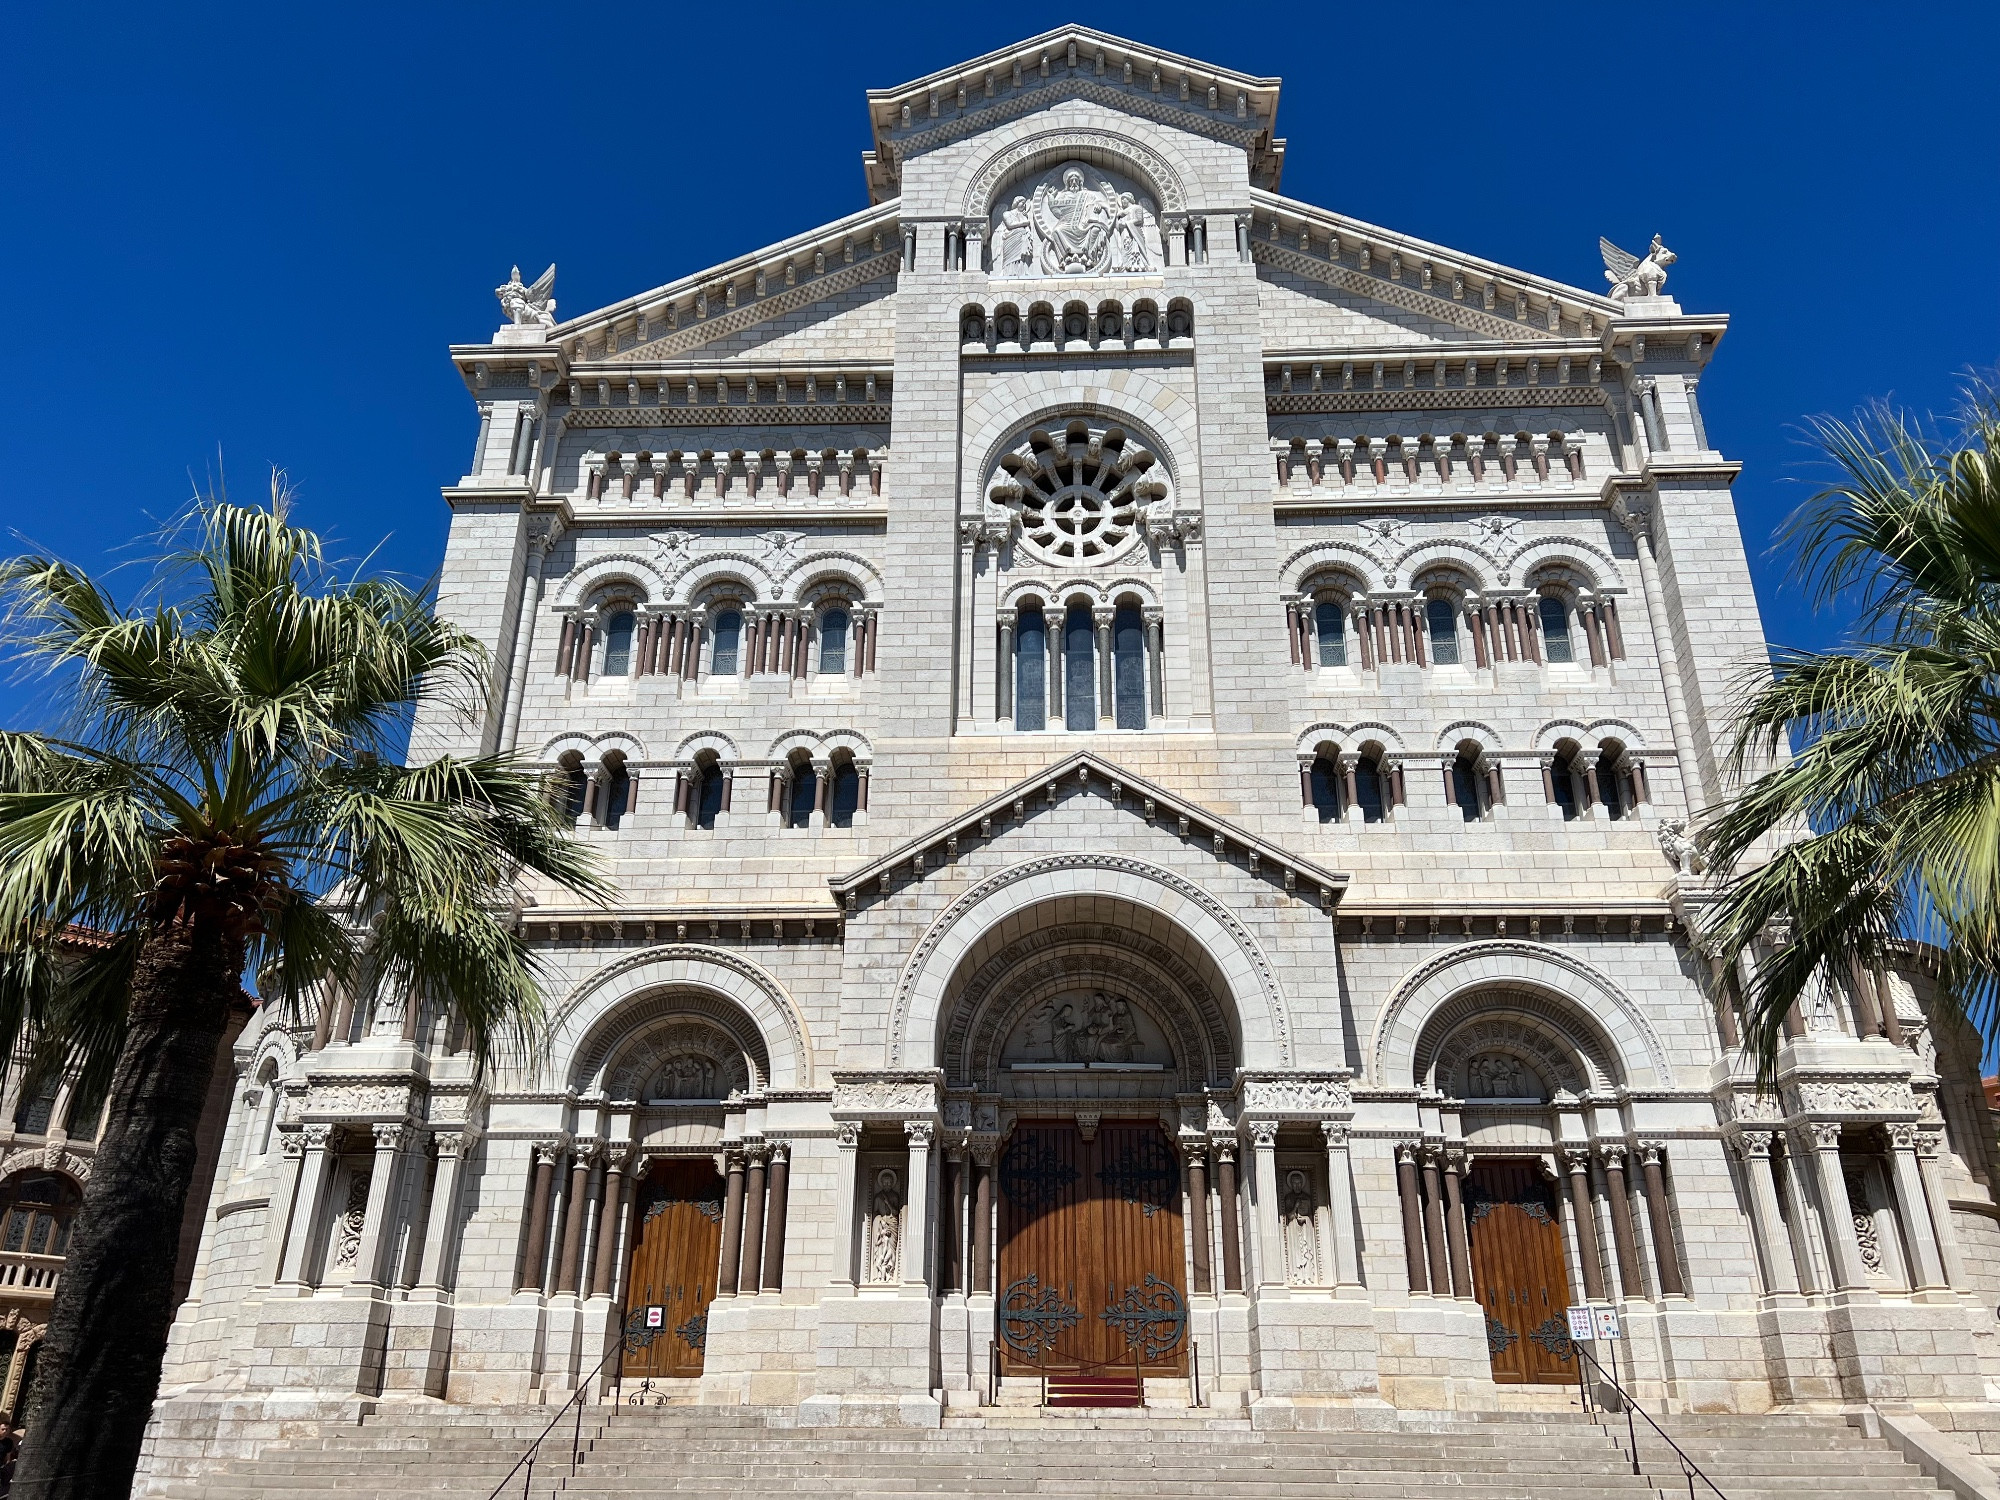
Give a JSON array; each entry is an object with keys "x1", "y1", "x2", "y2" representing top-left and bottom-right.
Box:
[
  {"x1": 552, "y1": 582, "x2": 879, "y2": 690},
  {"x1": 1297, "y1": 727, "x2": 1652, "y2": 827},
  {"x1": 548, "y1": 732, "x2": 873, "y2": 835},
  {"x1": 957, "y1": 296, "x2": 1194, "y2": 351}
]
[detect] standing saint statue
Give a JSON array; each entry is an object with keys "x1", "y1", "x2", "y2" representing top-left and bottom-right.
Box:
[
  {"x1": 869, "y1": 1168, "x2": 904, "y2": 1284},
  {"x1": 1282, "y1": 1170, "x2": 1319, "y2": 1285}
]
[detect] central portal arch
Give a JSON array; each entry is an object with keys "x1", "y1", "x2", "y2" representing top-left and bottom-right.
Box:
[{"x1": 921, "y1": 884, "x2": 1266, "y2": 1380}]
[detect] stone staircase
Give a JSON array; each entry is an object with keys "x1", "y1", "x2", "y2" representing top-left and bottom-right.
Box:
[{"x1": 147, "y1": 1403, "x2": 1959, "y2": 1500}]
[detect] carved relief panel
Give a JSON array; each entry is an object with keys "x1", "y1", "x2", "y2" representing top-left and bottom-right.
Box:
[{"x1": 989, "y1": 162, "x2": 1163, "y2": 278}]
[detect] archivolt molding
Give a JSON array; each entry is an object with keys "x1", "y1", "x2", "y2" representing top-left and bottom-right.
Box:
[
  {"x1": 966, "y1": 393, "x2": 1193, "y2": 502},
  {"x1": 959, "y1": 125, "x2": 1188, "y2": 221},
  {"x1": 1532, "y1": 719, "x2": 1591, "y2": 752},
  {"x1": 539, "y1": 730, "x2": 647, "y2": 763},
  {"x1": 0, "y1": 1144, "x2": 90, "y2": 1187},
  {"x1": 1586, "y1": 718, "x2": 1648, "y2": 751},
  {"x1": 763, "y1": 727, "x2": 872, "y2": 763},
  {"x1": 554, "y1": 553, "x2": 670, "y2": 608},
  {"x1": 1512, "y1": 534, "x2": 1627, "y2": 593},
  {"x1": 1337, "y1": 720, "x2": 1407, "y2": 755},
  {"x1": 549, "y1": 943, "x2": 812, "y2": 1091},
  {"x1": 1286, "y1": 544, "x2": 1381, "y2": 595},
  {"x1": 1369, "y1": 940, "x2": 1670, "y2": 1090},
  {"x1": 670, "y1": 731, "x2": 740, "y2": 763},
  {"x1": 887, "y1": 853, "x2": 1289, "y2": 1070},
  {"x1": 1295, "y1": 722, "x2": 1352, "y2": 757},
  {"x1": 1434, "y1": 721, "x2": 1503, "y2": 755},
  {"x1": 674, "y1": 554, "x2": 777, "y2": 604},
  {"x1": 781, "y1": 553, "x2": 884, "y2": 605}
]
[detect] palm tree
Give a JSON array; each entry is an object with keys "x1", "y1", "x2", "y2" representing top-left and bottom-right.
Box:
[
  {"x1": 0, "y1": 485, "x2": 602, "y2": 1499},
  {"x1": 1699, "y1": 384, "x2": 2000, "y2": 1071}
]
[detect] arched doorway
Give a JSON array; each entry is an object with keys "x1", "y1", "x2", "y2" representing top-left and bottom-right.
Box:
[
  {"x1": 621, "y1": 1157, "x2": 725, "y2": 1380},
  {"x1": 935, "y1": 896, "x2": 1244, "y2": 1380}
]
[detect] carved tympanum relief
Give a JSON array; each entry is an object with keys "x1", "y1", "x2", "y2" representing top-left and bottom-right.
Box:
[
  {"x1": 1002, "y1": 989, "x2": 1172, "y2": 1069},
  {"x1": 1462, "y1": 1051, "x2": 1547, "y2": 1102},
  {"x1": 990, "y1": 163, "x2": 1162, "y2": 278}
]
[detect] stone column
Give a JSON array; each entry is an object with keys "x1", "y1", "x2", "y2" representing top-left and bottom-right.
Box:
[
  {"x1": 996, "y1": 609, "x2": 1015, "y2": 722},
  {"x1": 1145, "y1": 607, "x2": 1165, "y2": 716},
  {"x1": 1884, "y1": 1124, "x2": 1948, "y2": 1291},
  {"x1": 1249, "y1": 1122, "x2": 1283, "y2": 1290},
  {"x1": 415, "y1": 1132, "x2": 470, "y2": 1292},
  {"x1": 589, "y1": 1145, "x2": 630, "y2": 1299},
  {"x1": 1915, "y1": 1128, "x2": 1967, "y2": 1286},
  {"x1": 1395, "y1": 1143, "x2": 1429, "y2": 1294},
  {"x1": 1620, "y1": 505, "x2": 1706, "y2": 803},
  {"x1": 1733, "y1": 1131, "x2": 1799, "y2": 1295},
  {"x1": 353, "y1": 1124, "x2": 409, "y2": 1291},
  {"x1": 499, "y1": 524, "x2": 556, "y2": 752},
  {"x1": 1599, "y1": 1145, "x2": 1645, "y2": 1299},
  {"x1": 1636, "y1": 1143, "x2": 1686, "y2": 1296},
  {"x1": 1440, "y1": 1148, "x2": 1473, "y2": 1298},
  {"x1": 717, "y1": 1148, "x2": 747, "y2": 1296},
  {"x1": 1322, "y1": 1123, "x2": 1361, "y2": 1287},
  {"x1": 1562, "y1": 1148, "x2": 1607, "y2": 1299},
  {"x1": 1215, "y1": 1145, "x2": 1244, "y2": 1292},
  {"x1": 903, "y1": 1121, "x2": 935, "y2": 1288},
  {"x1": 1419, "y1": 1148, "x2": 1452, "y2": 1295},
  {"x1": 942, "y1": 1145, "x2": 966, "y2": 1293},
  {"x1": 1185, "y1": 1144, "x2": 1212, "y2": 1294},
  {"x1": 971, "y1": 1147, "x2": 994, "y2": 1294},
  {"x1": 1804, "y1": 1122, "x2": 1871, "y2": 1291},
  {"x1": 761, "y1": 1142, "x2": 791, "y2": 1292},
  {"x1": 1094, "y1": 605, "x2": 1115, "y2": 723},
  {"x1": 278, "y1": 1124, "x2": 337, "y2": 1288},
  {"x1": 518, "y1": 1139, "x2": 562, "y2": 1294},
  {"x1": 831, "y1": 1124, "x2": 861, "y2": 1286},
  {"x1": 554, "y1": 1142, "x2": 596, "y2": 1295},
  {"x1": 739, "y1": 1146, "x2": 769, "y2": 1294}
]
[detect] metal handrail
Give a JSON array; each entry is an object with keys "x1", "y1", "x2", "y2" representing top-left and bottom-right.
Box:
[
  {"x1": 485, "y1": 1309, "x2": 628, "y2": 1500},
  {"x1": 1572, "y1": 1339, "x2": 1728, "y2": 1500}
]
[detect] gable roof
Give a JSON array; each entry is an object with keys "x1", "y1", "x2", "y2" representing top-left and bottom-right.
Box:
[
  {"x1": 862, "y1": 26, "x2": 1284, "y2": 202},
  {"x1": 828, "y1": 749, "x2": 1348, "y2": 914}
]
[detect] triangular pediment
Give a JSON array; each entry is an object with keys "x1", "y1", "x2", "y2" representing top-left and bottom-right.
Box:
[
  {"x1": 550, "y1": 201, "x2": 902, "y2": 365},
  {"x1": 862, "y1": 27, "x2": 1284, "y2": 202},
  {"x1": 828, "y1": 751, "x2": 1348, "y2": 913}
]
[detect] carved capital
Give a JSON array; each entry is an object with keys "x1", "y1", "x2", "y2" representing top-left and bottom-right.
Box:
[
  {"x1": 1732, "y1": 1129, "x2": 1773, "y2": 1161},
  {"x1": 603, "y1": 1141, "x2": 633, "y2": 1172},
  {"x1": 1806, "y1": 1121, "x2": 1844, "y2": 1152},
  {"x1": 1884, "y1": 1122, "x2": 1918, "y2": 1152},
  {"x1": 1320, "y1": 1121, "x2": 1350, "y2": 1150},
  {"x1": 1560, "y1": 1146, "x2": 1593, "y2": 1175},
  {"x1": 281, "y1": 1130, "x2": 306, "y2": 1160},
  {"x1": 836, "y1": 1122, "x2": 862, "y2": 1150},
  {"x1": 1395, "y1": 1140, "x2": 1421, "y2": 1167},
  {"x1": 1915, "y1": 1126, "x2": 1944, "y2": 1160},
  {"x1": 904, "y1": 1120, "x2": 936, "y2": 1150},
  {"x1": 1246, "y1": 1120, "x2": 1279, "y2": 1150},
  {"x1": 433, "y1": 1131, "x2": 468, "y2": 1161},
  {"x1": 301, "y1": 1123, "x2": 336, "y2": 1152},
  {"x1": 1636, "y1": 1141, "x2": 1667, "y2": 1168},
  {"x1": 532, "y1": 1138, "x2": 565, "y2": 1168},
  {"x1": 1598, "y1": 1142, "x2": 1629, "y2": 1169}
]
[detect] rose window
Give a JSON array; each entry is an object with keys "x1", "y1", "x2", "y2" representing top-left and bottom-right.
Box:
[{"x1": 989, "y1": 421, "x2": 1167, "y2": 564}]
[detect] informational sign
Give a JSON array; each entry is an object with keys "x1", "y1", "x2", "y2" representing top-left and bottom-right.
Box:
[
  {"x1": 1593, "y1": 1306, "x2": 1622, "y2": 1341},
  {"x1": 1566, "y1": 1305, "x2": 1594, "y2": 1343},
  {"x1": 645, "y1": 1305, "x2": 665, "y2": 1329}
]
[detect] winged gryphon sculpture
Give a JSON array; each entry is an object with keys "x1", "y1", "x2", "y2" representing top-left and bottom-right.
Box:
[
  {"x1": 1599, "y1": 234, "x2": 1677, "y2": 302},
  {"x1": 495, "y1": 264, "x2": 558, "y2": 329}
]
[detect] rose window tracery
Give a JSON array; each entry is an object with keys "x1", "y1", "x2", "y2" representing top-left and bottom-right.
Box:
[{"x1": 990, "y1": 421, "x2": 1166, "y2": 564}]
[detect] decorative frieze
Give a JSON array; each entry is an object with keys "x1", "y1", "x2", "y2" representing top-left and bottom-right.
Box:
[{"x1": 1237, "y1": 1072, "x2": 1352, "y2": 1117}]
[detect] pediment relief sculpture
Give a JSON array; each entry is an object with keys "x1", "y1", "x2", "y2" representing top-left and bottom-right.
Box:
[{"x1": 990, "y1": 162, "x2": 1162, "y2": 278}]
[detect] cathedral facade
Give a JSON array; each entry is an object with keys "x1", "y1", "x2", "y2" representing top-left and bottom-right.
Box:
[{"x1": 144, "y1": 26, "x2": 2000, "y2": 1470}]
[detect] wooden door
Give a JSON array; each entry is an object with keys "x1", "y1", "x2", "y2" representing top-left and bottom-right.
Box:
[
  {"x1": 997, "y1": 1119, "x2": 1187, "y2": 1375},
  {"x1": 1466, "y1": 1160, "x2": 1577, "y2": 1385},
  {"x1": 621, "y1": 1158, "x2": 724, "y2": 1379}
]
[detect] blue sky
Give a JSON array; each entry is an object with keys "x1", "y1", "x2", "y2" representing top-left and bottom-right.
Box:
[{"x1": 2, "y1": 1, "x2": 1996, "y2": 731}]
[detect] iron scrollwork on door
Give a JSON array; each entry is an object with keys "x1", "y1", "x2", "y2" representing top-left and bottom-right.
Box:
[
  {"x1": 622, "y1": 1306, "x2": 662, "y2": 1353},
  {"x1": 1462, "y1": 1177, "x2": 1555, "y2": 1226},
  {"x1": 1100, "y1": 1273, "x2": 1187, "y2": 1361},
  {"x1": 1484, "y1": 1313, "x2": 1518, "y2": 1356},
  {"x1": 676, "y1": 1312, "x2": 709, "y2": 1354},
  {"x1": 999, "y1": 1274, "x2": 1080, "y2": 1356},
  {"x1": 643, "y1": 1189, "x2": 724, "y2": 1226},
  {"x1": 1528, "y1": 1315, "x2": 1575, "y2": 1362},
  {"x1": 1095, "y1": 1133, "x2": 1176, "y2": 1216},
  {"x1": 1000, "y1": 1138, "x2": 1080, "y2": 1212}
]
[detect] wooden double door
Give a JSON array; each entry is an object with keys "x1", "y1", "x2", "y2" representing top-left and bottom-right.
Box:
[
  {"x1": 1465, "y1": 1160, "x2": 1577, "y2": 1385},
  {"x1": 621, "y1": 1158, "x2": 724, "y2": 1379},
  {"x1": 996, "y1": 1119, "x2": 1188, "y2": 1375}
]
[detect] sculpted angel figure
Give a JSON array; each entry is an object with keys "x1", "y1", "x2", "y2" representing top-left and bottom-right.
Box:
[
  {"x1": 496, "y1": 264, "x2": 558, "y2": 329},
  {"x1": 993, "y1": 196, "x2": 1036, "y2": 277},
  {"x1": 1599, "y1": 234, "x2": 1677, "y2": 302},
  {"x1": 1105, "y1": 189, "x2": 1154, "y2": 272}
]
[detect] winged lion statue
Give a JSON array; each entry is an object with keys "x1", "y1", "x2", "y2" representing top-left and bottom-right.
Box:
[{"x1": 1599, "y1": 234, "x2": 1676, "y2": 302}]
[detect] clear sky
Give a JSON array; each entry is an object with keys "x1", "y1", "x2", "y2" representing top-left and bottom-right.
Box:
[{"x1": 2, "y1": 1, "x2": 1996, "y2": 732}]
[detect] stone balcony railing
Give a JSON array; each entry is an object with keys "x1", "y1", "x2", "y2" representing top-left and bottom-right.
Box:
[{"x1": 0, "y1": 1252, "x2": 62, "y2": 1300}]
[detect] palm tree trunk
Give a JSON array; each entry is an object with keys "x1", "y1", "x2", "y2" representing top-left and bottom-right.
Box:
[{"x1": 13, "y1": 921, "x2": 240, "y2": 1500}]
